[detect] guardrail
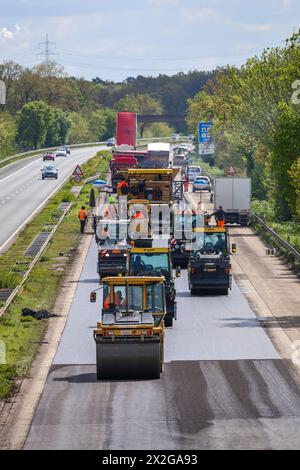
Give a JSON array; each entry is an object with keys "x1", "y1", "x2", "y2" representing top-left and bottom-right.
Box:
[
  {"x1": 0, "y1": 137, "x2": 190, "y2": 167},
  {"x1": 0, "y1": 204, "x2": 73, "y2": 319},
  {"x1": 251, "y1": 212, "x2": 300, "y2": 262},
  {"x1": 0, "y1": 141, "x2": 107, "y2": 166}
]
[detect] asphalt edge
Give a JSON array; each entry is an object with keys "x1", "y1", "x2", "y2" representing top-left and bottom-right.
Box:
[{"x1": 0, "y1": 233, "x2": 93, "y2": 450}]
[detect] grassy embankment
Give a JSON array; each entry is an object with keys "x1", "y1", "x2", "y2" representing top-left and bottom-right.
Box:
[{"x1": 0, "y1": 150, "x2": 110, "y2": 399}]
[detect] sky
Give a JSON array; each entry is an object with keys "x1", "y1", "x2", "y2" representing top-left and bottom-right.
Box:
[{"x1": 0, "y1": 0, "x2": 299, "y2": 81}]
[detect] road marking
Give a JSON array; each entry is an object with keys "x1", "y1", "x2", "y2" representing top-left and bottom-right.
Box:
[
  {"x1": 0, "y1": 159, "x2": 40, "y2": 184},
  {"x1": 0, "y1": 146, "x2": 104, "y2": 253}
]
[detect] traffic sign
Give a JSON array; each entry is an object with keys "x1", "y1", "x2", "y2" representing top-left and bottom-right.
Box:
[
  {"x1": 72, "y1": 165, "x2": 83, "y2": 176},
  {"x1": 198, "y1": 122, "x2": 213, "y2": 144},
  {"x1": 73, "y1": 175, "x2": 82, "y2": 183},
  {"x1": 226, "y1": 165, "x2": 236, "y2": 176}
]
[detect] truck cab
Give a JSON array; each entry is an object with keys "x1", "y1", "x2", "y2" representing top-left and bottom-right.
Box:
[
  {"x1": 128, "y1": 247, "x2": 177, "y2": 327},
  {"x1": 188, "y1": 227, "x2": 233, "y2": 295}
]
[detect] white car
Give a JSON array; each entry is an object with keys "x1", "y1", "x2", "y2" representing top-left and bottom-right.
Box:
[
  {"x1": 188, "y1": 165, "x2": 202, "y2": 182},
  {"x1": 172, "y1": 133, "x2": 180, "y2": 141},
  {"x1": 193, "y1": 176, "x2": 212, "y2": 193},
  {"x1": 56, "y1": 147, "x2": 67, "y2": 157},
  {"x1": 178, "y1": 143, "x2": 188, "y2": 151}
]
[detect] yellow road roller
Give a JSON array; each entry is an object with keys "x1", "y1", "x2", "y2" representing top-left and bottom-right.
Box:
[{"x1": 91, "y1": 276, "x2": 166, "y2": 380}]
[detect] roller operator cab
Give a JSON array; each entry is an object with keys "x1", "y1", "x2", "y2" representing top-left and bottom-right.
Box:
[
  {"x1": 92, "y1": 277, "x2": 166, "y2": 380},
  {"x1": 128, "y1": 248, "x2": 179, "y2": 327},
  {"x1": 188, "y1": 227, "x2": 236, "y2": 296}
]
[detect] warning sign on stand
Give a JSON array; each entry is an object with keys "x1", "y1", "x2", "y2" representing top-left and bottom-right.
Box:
[
  {"x1": 226, "y1": 165, "x2": 236, "y2": 177},
  {"x1": 72, "y1": 165, "x2": 83, "y2": 177}
]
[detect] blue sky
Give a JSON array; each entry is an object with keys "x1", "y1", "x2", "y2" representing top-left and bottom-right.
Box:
[{"x1": 0, "y1": 0, "x2": 299, "y2": 81}]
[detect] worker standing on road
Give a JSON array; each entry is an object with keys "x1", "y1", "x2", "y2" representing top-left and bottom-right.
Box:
[
  {"x1": 184, "y1": 177, "x2": 189, "y2": 192},
  {"x1": 211, "y1": 206, "x2": 225, "y2": 228},
  {"x1": 109, "y1": 194, "x2": 115, "y2": 204},
  {"x1": 78, "y1": 206, "x2": 88, "y2": 234},
  {"x1": 120, "y1": 180, "x2": 129, "y2": 195}
]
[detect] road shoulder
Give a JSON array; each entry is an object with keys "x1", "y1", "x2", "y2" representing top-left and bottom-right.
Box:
[{"x1": 0, "y1": 234, "x2": 92, "y2": 450}]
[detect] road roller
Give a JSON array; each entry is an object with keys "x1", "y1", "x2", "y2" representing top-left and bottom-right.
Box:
[{"x1": 91, "y1": 276, "x2": 166, "y2": 380}]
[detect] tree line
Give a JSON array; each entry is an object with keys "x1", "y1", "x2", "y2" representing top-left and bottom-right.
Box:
[
  {"x1": 0, "y1": 61, "x2": 214, "y2": 156},
  {"x1": 187, "y1": 31, "x2": 300, "y2": 222}
]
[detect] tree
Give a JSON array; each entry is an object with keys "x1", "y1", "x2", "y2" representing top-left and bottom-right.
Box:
[
  {"x1": 17, "y1": 101, "x2": 50, "y2": 149},
  {"x1": 0, "y1": 112, "x2": 16, "y2": 158},
  {"x1": 115, "y1": 94, "x2": 162, "y2": 115},
  {"x1": 88, "y1": 109, "x2": 108, "y2": 141},
  {"x1": 45, "y1": 108, "x2": 70, "y2": 146},
  {"x1": 67, "y1": 112, "x2": 91, "y2": 144}
]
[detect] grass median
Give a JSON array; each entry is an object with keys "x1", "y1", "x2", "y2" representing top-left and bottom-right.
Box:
[{"x1": 0, "y1": 150, "x2": 110, "y2": 400}]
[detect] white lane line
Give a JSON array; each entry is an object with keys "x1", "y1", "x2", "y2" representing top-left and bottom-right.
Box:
[
  {"x1": 0, "y1": 146, "x2": 104, "y2": 253},
  {"x1": 0, "y1": 159, "x2": 41, "y2": 184}
]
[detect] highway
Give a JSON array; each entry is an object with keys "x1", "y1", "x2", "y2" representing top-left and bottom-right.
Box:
[
  {"x1": 0, "y1": 146, "x2": 105, "y2": 252},
  {"x1": 24, "y1": 190, "x2": 300, "y2": 450}
]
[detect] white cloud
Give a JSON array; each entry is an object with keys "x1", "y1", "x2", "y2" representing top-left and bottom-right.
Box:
[
  {"x1": 0, "y1": 23, "x2": 25, "y2": 41},
  {"x1": 0, "y1": 27, "x2": 14, "y2": 40},
  {"x1": 180, "y1": 7, "x2": 219, "y2": 24}
]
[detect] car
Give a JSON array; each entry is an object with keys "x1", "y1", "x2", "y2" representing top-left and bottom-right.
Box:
[
  {"x1": 188, "y1": 165, "x2": 202, "y2": 182},
  {"x1": 171, "y1": 133, "x2": 180, "y2": 141},
  {"x1": 188, "y1": 134, "x2": 195, "y2": 141},
  {"x1": 106, "y1": 137, "x2": 116, "y2": 147},
  {"x1": 43, "y1": 151, "x2": 56, "y2": 162},
  {"x1": 63, "y1": 145, "x2": 71, "y2": 154},
  {"x1": 178, "y1": 143, "x2": 189, "y2": 151},
  {"x1": 41, "y1": 165, "x2": 58, "y2": 180},
  {"x1": 193, "y1": 176, "x2": 212, "y2": 193},
  {"x1": 56, "y1": 147, "x2": 67, "y2": 157}
]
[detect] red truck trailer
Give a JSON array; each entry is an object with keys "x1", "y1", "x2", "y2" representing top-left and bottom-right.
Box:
[{"x1": 116, "y1": 112, "x2": 137, "y2": 147}]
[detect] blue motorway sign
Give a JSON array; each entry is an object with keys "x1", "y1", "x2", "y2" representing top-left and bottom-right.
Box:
[{"x1": 198, "y1": 122, "x2": 213, "y2": 144}]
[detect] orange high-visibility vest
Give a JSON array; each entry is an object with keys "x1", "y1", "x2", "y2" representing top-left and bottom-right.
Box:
[{"x1": 78, "y1": 209, "x2": 87, "y2": 220}]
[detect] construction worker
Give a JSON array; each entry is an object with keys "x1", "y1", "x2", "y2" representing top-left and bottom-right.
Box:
[
  {"x1": 214, "y1": 234, "x2": 227, "y2": 253},
  {"x1": 120, "y1": 180, "x2": 129, "y2": 195},
  {"x1": 211, "y1": 205, "x2": 225, "y2": 228},
  {"x1": 184, "y1": 177, "x2": 189, "y2": 192},
  {"x1": 109, "y1": 194, "x2": 115, "y2": 204},
  {"x1": 132, "y1": 210, "x2": 144, "y2": 219},
  {"x1": 132, "y1": 255, "x2": 146, "y2": 275},
  {"x1": 78, "y1": 206, "x2": 87, "y2": 234},
  {"x1": 103, "y1": 290, "x2": 125, "y2": 310}
]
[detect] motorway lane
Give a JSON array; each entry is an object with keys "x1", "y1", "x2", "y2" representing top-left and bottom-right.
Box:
[
  {"x1": 24, "y1": 232, "x2": 300, "y2": 449},
  {"x1": 0, "y1": 146, "x2": 105, "y2": 250}
]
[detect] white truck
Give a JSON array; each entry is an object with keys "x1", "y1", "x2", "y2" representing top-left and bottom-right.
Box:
[
  {"x1": 146, "y1": 143, "x2": 170, "y2": 168},
  {"x1": 214, "y1": 177, "x2": 251, "y2": 226}
]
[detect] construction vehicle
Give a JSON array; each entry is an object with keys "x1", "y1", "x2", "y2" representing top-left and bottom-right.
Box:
[
  {"x1": 173, "y1": 147, "x2": 189, "y2": 168},
  {"x1": 125, "y1": 168, "x2": 183, "y2": 203},
  {"x1": 96, "y1": 217, "x2": 130, "y2": 279},
  {"x1": 143, "y1": 143, "x2": 170, "y2": 169},
  {"x1": 188, "y1": 227, "x2": 236, "y2": 295},
  {"x1": 91, "y1": 276, "x2": 166, "y2": 380},
  {"x1": 170, "y1": 210, "x2": 198, "y2": 267},
  {"x1": 128, "y1": 247, "x2": 180, "y2": 327},
  {"x1": 214, "y1": 177, "x2": 251, "y2": 226}
]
